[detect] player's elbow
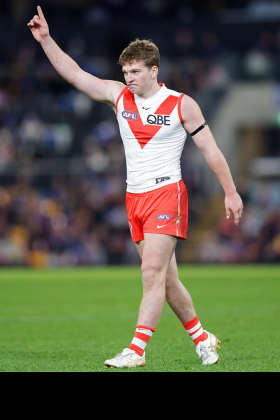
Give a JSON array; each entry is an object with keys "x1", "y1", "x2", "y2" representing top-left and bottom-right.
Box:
[
  {"x1": 200, "y1": 144, "x2": 219, "y2": 158},
  {"x1": 65, "y1": 65, "x2": 82, "y2": 88}
]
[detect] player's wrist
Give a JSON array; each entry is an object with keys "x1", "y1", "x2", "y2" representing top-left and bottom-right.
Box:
[
  {"x1": 40, "y1": 33, "x2": 51, "y2": 46},
  {"x1": 224, "y1": 188, "x2": 237, "y2": 198}
]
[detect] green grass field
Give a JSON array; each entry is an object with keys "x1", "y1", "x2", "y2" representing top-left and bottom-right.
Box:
[{"x1": 0, "y1": 265, "x2": 279, "y2": 372}]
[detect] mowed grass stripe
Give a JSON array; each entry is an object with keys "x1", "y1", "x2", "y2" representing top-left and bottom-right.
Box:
[
  {"x1": 0, "y1": 265, "x2": 279, "y2": 372},
  {"x1": 0, "y1": 306, "x2": 279, "y2": 324}
]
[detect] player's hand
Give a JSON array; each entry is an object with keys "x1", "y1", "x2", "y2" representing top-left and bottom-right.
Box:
[
  {"x1": 225, "y1": 192, "x2": 243, "y2": 226},
  {"x1": 27, "y1": 6, "x2": 49, "y2": 43}
]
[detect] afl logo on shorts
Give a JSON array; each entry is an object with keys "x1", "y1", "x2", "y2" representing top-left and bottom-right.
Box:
[
  {"x1": 122, "y1": 111, "x2": 138, "y2": 121},
  {"x1": 157, "y1": 214, "x2": 171, "y2": 221}
]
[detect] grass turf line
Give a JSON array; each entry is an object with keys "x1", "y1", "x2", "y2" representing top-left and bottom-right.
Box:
[{"x1": 0, "y1": 265, "x2": 279, "y2": 372}]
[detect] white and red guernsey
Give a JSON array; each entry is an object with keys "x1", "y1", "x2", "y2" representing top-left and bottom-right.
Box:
[{"x1": 116, "y1": 83, "x2": 187, "y2": 193}]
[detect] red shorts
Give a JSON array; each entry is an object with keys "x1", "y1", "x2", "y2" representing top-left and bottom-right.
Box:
[{"x1": 126, "y1": 179, "x2": 188, "y2": 243}]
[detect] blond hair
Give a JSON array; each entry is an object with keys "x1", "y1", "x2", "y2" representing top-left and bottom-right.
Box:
[{"x1": 119, "y1": 39, "x2": 160, "y2": 69}]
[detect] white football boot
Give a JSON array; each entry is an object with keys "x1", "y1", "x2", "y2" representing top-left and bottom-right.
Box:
[
  {"x1": 105, "y1": 348, "x2": 146, "y2": 368},
  {"x1": 196, "y1": 331, "x2": 221, "y2": 365}
]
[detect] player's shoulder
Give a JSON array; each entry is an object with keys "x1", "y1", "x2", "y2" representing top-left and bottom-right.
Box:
[
  {"x1": 113, "y1": 81, "x2": 127, "y2": 92},
  {"x1": 164, "y1": 86, "x2": 182, "y2": 98},
  {"x1": 180, "y1": 93, "x2": 199, "y2": 107},
  {"x1": 99, "y1": 80, "x2": 126, "y2": 109},
  {"x1": 107, "y1": 81, "x2": 126, "y2": 101},
  {"x1": 180, "y1": 94, "x2": 202, "y2": 121}
]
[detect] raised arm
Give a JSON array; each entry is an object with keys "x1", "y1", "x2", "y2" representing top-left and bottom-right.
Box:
[
  {"x1": 181, "y1": 95, "x2": 243, "y2": 226},
  {"x1": 28, "y1": 6, "x2": 124, "y2": 107}
]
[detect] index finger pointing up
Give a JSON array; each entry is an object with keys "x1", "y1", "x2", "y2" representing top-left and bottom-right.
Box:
[{"x1": 37, "y1": 5, "x2": 46, "y2": 21}]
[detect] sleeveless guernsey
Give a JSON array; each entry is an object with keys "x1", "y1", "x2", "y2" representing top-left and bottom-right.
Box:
[{"x1": 116, "y1": 83, "x2": 187, "y2": 193}]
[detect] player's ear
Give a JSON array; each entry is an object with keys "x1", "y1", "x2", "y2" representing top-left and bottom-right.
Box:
[{"x1": 151, "y1": 66, "x2": 159, "y2": 79}]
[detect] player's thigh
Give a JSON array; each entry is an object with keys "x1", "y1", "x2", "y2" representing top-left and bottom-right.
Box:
[
  {"x1": 141, "y1": 233, "x2": 177, "y2": 275},
  {"x1": 135, "y1": 237, "x2": 178, "y2": 276}
]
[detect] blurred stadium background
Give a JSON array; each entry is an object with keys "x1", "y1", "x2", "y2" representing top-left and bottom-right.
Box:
[{"x1": 0, "y1": 0, "x2": 280, "y2": 268}]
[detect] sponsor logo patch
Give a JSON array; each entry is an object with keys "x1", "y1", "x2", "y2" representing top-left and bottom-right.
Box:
[
  {"x1": 157, "y1": 214, "x2": 171, "y2": 221},
  {"x1": 147, "y1": 115, "x2": 171, "y2": 126},
  {"x1": 156, "y1": 177, "x2": 170, "y2": 185},
  {"x1": 122, "y1": 111, "x2": 138, "y2": 121}
]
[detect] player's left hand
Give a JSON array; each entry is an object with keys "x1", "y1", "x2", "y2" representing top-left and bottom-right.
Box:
[{"x1": 225, "y1": 192, "x2": 243, "y2": 226}]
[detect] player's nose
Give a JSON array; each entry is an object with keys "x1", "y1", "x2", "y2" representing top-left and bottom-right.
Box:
[{"x1": 126, "y1": 73, "x2": 135, "y2": 83}]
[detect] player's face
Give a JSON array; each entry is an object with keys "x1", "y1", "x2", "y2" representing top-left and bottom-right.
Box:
[{"x1": 122, "y1": 61, "x2": 158, "y2": 95}]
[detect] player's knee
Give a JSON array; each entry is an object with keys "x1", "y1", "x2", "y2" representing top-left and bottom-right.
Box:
[{"x1": 141, "y1": 262, "x2": 165, "y2": 287}]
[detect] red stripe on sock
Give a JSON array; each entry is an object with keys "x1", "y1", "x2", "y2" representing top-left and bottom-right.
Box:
[
  {"x1": 182, "y1": 315, "x2": 199, "y2": 331},
  {"x1": 136, "y1": 325, "x2": 156, "y2": 332},
  {"x1": 182, "y1": 315, "x2": 208, "y2": 346},
  {"x1": 134, "y1": 332, "x2": 151, "y2": 343},
  {"x1": 193, "y1": 331, "x2": 208, "y2": 346},
  {"x1": 128, "y1": 343, "x2": 144, "y2": 356},
  {"x1": 189, "y1": 326, "x2": 201, "y2": 337}
]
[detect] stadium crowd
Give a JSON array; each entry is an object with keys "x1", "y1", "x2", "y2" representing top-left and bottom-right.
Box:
[
  {"x1": 198, "y1": 181, "x2": 280, "y2": 264},
  {"x1": 0, "y1": 0, "x2": 280, "y2": 266}
]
